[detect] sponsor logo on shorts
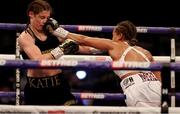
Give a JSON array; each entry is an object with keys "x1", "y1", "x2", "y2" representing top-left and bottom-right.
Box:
[
  {"x1": 139, "y1": 72, "x2": 158, "y2": 82},
  {"x1": 122, "y1": 77, "x2": 135, "y2": 89}
]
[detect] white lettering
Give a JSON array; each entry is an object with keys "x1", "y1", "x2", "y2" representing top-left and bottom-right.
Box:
[
  {"x1": 112, "y1": 61, "x2": 150, "y2": 69},
  {"x1": 80, "y1": 93, "x2": 105, "y2": 99},
  {"x1": 137, "y1": 27, "x2": 148, "y2": 33},
  {"x1": 78, "y1": 26, "x2": 102, "y2": 32},
  {"x1": 40, "y1": 60, "x2": 78, "y2": 67}
]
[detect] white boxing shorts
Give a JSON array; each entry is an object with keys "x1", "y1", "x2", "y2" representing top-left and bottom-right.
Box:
[{"x1": 120, "y1": 72, "x2": 161, "y2": 107}]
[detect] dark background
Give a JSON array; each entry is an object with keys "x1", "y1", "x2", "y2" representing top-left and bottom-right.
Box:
[{"x1": 0, "y1": 0, "x2": 180, "y2": 106}]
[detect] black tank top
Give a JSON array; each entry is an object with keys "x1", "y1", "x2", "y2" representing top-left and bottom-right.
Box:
[
  {"x1": 21, "y1": 26, "x2": 60, "y2": 59},
  {"x1": 21, "y1": 27, "x2": 77, "y2": 105}
]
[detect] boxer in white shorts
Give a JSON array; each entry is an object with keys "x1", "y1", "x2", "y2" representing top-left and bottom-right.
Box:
[
  {"x1": 115, "y1": 46, "x2": 161, "y2": 107},
  {"x1": 44, "y1": 19, "x2": 162, "y2": 107}
]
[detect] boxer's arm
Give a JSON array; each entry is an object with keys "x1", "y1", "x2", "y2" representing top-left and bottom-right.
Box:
[
  {"x1": 67, "y1": 33, "x2": 115, "y2": 51},
  {"x1": 18, "y1": 32, "x2": 54, "y2": 60},
  {"x1": 78, "y1": 46, "x2": 106, "y2": 54},
  {"x1": 19, "y1": 33, "x2": 79, "y2": 60},
  {"x1": 43, "y1": 18, "x2": 115, "y2": 51}
]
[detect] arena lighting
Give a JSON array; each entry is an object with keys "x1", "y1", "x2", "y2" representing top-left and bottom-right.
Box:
[{"x1": 76, "y1": 70, "x2": 87, "y2": 80}]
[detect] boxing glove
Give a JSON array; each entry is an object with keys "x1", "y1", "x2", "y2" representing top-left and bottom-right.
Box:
[
  {"x1": 51, "y1": 39, "x2": 79, "y2": 59},
  {"x1": 43, "y1": 18, "x2": 59, "y2": 34},
  {"x1": 43, "y1": 18, "x2": 69, "y2": 41}
]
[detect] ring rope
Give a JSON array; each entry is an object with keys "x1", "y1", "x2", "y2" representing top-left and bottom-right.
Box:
[
  {"x1": 1, "y1": 57, "x2": 180, "y2": 71},
  {"x1": 1, "y1": 91, "x2": 180, "y2": 100},
  {"x1": 0, "y1": 91, "x2": 125, "y2": 100},
  {"x1": 0, "y1": 105, "x2": 179, "y2": 114},
  {"x1": 0, "y1": 59, "x2": 170, "y2": 70},
  {"x1": 1, "y1": 23, "x2": 180, "y2": 34},
  {"x1": 0, "y1": 105, "x2": 162, "y2": 113},
  {"x1": 1, "y1": 54, "x2": 180, "y2": 62}
]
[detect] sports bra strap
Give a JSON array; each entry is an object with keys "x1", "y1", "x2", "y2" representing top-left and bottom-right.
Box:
[
  {"x1": 131, "y1": 47, "x2": 150, "y2": 62},
  {"x1": 26, "y1": 26, "x2": 38, "y2": 40},
  {"x1": 114, "y1": 46, "x2": 151, "y2": 79},
  {"x1": 119, "y1": 47, "x2": 133, "y2": 61}
]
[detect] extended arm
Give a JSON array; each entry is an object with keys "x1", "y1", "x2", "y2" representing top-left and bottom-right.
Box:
[
  {"x1": 43, "y1": 18, "x2": 115, "y2": 51},
  {"x1": 67, "y1": 33, "x2": 114, "y2": 51},
  {"x1": 78, "y1": 46, "x2": 107, "y2": 54}
]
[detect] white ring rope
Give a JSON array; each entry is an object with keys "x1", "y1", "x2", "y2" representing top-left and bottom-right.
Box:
[{"x1": 0, "y1": 105, "x2": 179, "y2": 113}]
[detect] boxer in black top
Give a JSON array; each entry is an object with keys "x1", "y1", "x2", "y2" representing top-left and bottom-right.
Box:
[{"x1": 18, "y1": 0, "x2": 79, "y2": 105}]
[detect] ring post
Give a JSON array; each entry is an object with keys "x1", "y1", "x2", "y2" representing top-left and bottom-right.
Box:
[
  {"x1": 15, "y1": 32, "x2": 21, "y2": 105},
  {"x1": 170, "y1": 28, "x2": 176, "y2": 107},
  {"x1": 161, "y1": 63, "x2": 169, "y2": 114}
]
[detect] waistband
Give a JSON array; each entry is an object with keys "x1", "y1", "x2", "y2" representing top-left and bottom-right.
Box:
[
  {"x1": 120, "y1": 72, "x2": 139, "y2": 80},
  {"x1": 120, "y1": 72, "x2": 159, "y2": 91},
  {"x1": 27, "y1": 74, "x2": 62, "y2": 88}
]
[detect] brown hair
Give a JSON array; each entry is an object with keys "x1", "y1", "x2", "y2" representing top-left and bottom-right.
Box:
[
  {"x1": 114, "y1": 20, "x2": 138, "y2": 46},
  {"x1": 27, "y1": 0, "x2": 52, "y2": 16},
  {"x1": 26, "y1": 0, "x2": 52, "y2": 26}
]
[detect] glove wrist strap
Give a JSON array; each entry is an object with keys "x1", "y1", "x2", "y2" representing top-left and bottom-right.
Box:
[
  {"x1": 50, "y1": 47, "x2": 64, "y2": 59},
  {"x1": 53, "y1": 27, "x2": 69, "y2": 41}
]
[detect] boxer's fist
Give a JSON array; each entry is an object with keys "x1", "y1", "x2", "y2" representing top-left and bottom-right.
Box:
[
  {"x1": 50, "y1": 39, "x2": 79, "y2": 59},
  {"x1": 43, "y1": 18, "x2": 69, "y2": 41},
  {"x1": 43, "y1": 18, "x2": 59, "y2": 34},
  {"x1": 60, "y1": 39, "x2": 79, "y2": 54}
]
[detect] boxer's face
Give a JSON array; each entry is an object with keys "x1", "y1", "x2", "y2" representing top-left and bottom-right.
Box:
[
  {"x1": 29, "y1": 10, "x2": 50, "y2": 31},
  {"x1": 112, "y1": 29, "x2": 123, "y2": 42}
]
